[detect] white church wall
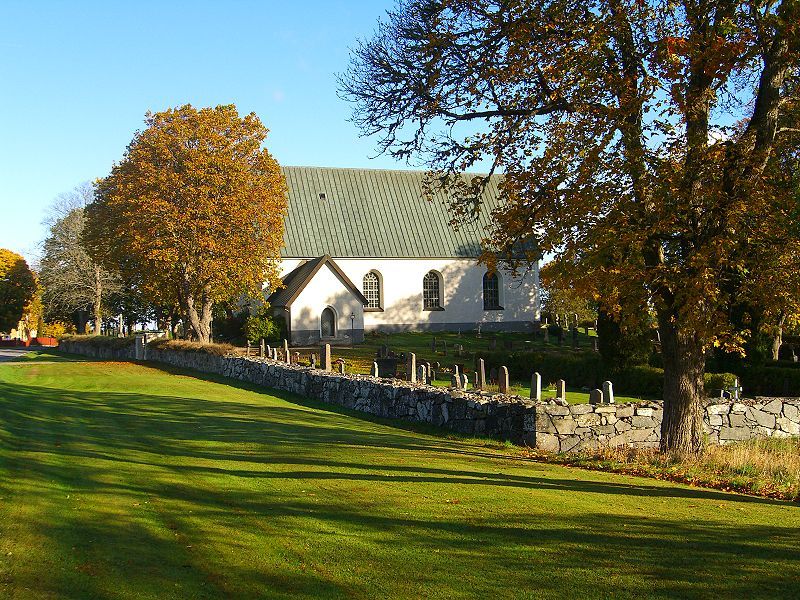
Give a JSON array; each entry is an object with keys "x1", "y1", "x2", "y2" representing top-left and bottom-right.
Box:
[
  {"x1": 280, "y1": 258, "x2": 539, "y2": 333},
  {"x1": 289, "y1": 263, "x2": 365, "y2": 345}
]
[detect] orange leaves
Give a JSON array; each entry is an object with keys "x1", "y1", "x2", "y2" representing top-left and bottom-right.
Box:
[{"x1": 85, "y1": 104, "x2": 287, "y2": 315}]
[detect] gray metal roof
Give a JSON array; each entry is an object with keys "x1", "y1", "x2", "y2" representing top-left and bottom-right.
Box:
[{"x1": 280, "y1": 166, "x2": 504, "y2": 258}]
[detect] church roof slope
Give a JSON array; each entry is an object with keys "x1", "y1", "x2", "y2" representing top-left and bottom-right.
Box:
[
  {"x1": 267, "y1": 255, "x2": 368, "y2": 308},
  {"x1": 280, "y1": 166, "x2": 503, "y2": 259}
]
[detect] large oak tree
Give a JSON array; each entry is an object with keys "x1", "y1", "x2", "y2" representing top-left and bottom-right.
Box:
[
  {"x1": 0, "y1": 249, "x2": 37, "y2": 333},
  {"x1": 340, "y1": 0, "x2": 800, "y2": 455},
  {"x1": 85, "y1": 104, "x2": 288, "y2": 344}
]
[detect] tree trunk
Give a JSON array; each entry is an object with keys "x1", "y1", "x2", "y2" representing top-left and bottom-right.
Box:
[
  {"x1": 93, "y1": 265, "x2": 103, "y2": 335},
  {"x1": 772, "y1": 312, "x2": 786, "y2": 362},
  {"x1": 186, "y1": 285, "x2": 213, "y2": 344},
  {"x1": 658, "y1": 314, "x2": 706, "y2": 458}
]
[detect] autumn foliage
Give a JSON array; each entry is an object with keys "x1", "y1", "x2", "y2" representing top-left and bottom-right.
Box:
[
  {"x1": 85, "y1": 105, "x2": 287, "y2": 343},
  {"x1": 0, "y1": 249, "x2": 37, "y2": 333}
]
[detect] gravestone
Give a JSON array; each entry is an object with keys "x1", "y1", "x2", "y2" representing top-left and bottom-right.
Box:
[
  {"x1": 271, "y1": 348, "x2": 277, "y2": 361},
  {"x1": 498, "y1": 366, "x2": 509, "y2": 394},
  {"x1": 266, "y1": 344, "x2": 272, "y2": 358},
  {"x1": 442, "y1": 341, "x2": 448, "y2": 356},
  {"x1": 431, "y1": 336, "x2": 436, "y2": 352},
  {"x1": 455, "y1": 344, "x2": 463, "y2": 357},
  {"x1": 310, "y1": 354, "x2": 317, "y2": 369},
  {"x1": 531, "y1": 372, "x2": 542, "y2": 401},
  {"x1": 558, "y1": 328, "x2": 565, "y2": 346},
  {"x1": 592, "y1": 338, "x2": 599, "y2": 352},
  {"x1": 294, "y1": 351, "x2": 301, "y2": 363},
  {"x1": 371, "y1": 361, "x2": 379, "y2": 377},
  {"x1": 571, "y1": 327, "x2": 579, "y2": 348},
  {"x1": 433, "y1": 361, "x2": 441, "y2": 372},
  {"x1": 543, "y1": 328, "x2": 549, "y2": 343},
  {"x1": 452, "y1": 365, "x2": 462, "y2": 389},
  {"x1": 375, "y1": 358, "x2": 399, "y2": 377},
  {"x1": 602, "y1": 381, "x2": 615, "y2": 404},
  {"x1": 489, "y1": 367, "x2": 498, "y2": 384},
  {"x1": 321, "y1": 344, "x2": 332, "y2": 371},
  {"x1": 477, "y1": 358, "x2": 486, "y2": 389},
  {"x1": 259, "y1": 339, "x2": 265, "y2": 358},
  {"x1": 461, "y1": 373, "x2": 469, "y2": 390},
  {"x1": 556, "y1": 379, "x2": 566, "y2": 401},
  {"x1": 283, "y1": 339, "x2": 290, "y2": 364},
  {"x1": 338, "y1": 361, "x2": 346, "y2": 374},
  {"x1": 407, "y1": 352, "x2": 417, "y2": 383},
  {"x1": 476, "y1": 323, "x2": 482, "y2": 337},
  {"x1": 589, "y1": 389, "x2": 603, "y2": 405},
  {"x1": 584, "y1": 325, "x2": 589, "y2": 335},
  {"x1": 417, "y1": 364, "x2": 427, "y2": 384},
  {"x1": 246, "y1": 341, "x2": 251, "y2": 357},
  {"x1": 378, "y1": 344, "x2": 389, "y2": 358}
]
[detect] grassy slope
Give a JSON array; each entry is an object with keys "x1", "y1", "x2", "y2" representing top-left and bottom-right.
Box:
[{"x1": 0, "y1": 354, "x2": 797, "y2": 599}]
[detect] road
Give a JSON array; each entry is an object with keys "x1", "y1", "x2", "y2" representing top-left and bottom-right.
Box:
[{"x1": 0, "y1": 347, "x2": 31, "y2": 362}]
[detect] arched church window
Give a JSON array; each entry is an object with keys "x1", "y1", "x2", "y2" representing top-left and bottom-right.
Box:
[
  {"x1": 423, "y1": 271, "x2": 443, "y2": 310},
  {"x1": 483, "y1": 271, "x2": 502, "y2": 310},
  {"x1": 363, "y1": 272, "x2": 382, "y2": 309}
]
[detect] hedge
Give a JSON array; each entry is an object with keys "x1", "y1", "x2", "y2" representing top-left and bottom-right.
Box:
[
  {"x1": 147, "y1": 339, "x2": 239, "y2": 357},
  {"x1": 60, "y1": 335, "x2": 136, "y2": 350}
]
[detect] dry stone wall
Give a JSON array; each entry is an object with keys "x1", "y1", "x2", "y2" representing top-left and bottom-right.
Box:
[{"x1": 59, "y1": 340, "x2": 800, "y2": 453}]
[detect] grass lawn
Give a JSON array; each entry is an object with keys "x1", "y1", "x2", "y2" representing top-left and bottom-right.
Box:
[{"x1": 0, "y1": 353, "x2": 798, "y2": 599}]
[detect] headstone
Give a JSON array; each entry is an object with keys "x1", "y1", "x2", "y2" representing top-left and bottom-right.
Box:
[
  {"x1": 371, "y1": 361, "x2": 379, "y2": 377},
  {"x1": 556, "y1": 379, "x2": 566, "y2": 401},
  {"x1": 489, "y1": 367, "x2": 498, "y2": 384},
  {"x1": 573, "y1": 313, "x2": 579, "y2": 328},
  {"x1": 271, "y1": 348, "x2": 278, "y2": 361},
  {"x1": 474, "y1": 372, "x2": 479, "y2": 388},
  {"x1": 461, "y1": 373, "x2": 469, "y2": 390},
  {"x1": 543, "y1": 328, "x2": 549, "y2": 343},
  {"x1": 283, "y1": 339, "x2": 290, "y2": 364},
  {"x1": 433, "y1": 361, "x2": 441, "y2": 372},
  {"x1": 442, "y1": 341, "x2": 447, "y2": 356},
  {"x1": 310, "y1": 354, "x2": 317, "y2": 369},
  {"x1": 379, "y1": 344, "x2": 389, "y2": 358},
  {"x1": 294, "y1": 351, "x2": 301, "y2": 363},
  {"x1": 246, "y1": 341, "x2": 251, "y2": 357},
  {"x1": 558, "y1": 328, "x2": 565, "y2": 345},
  {"x1": 431, "y1": 336, "x2": 437, "y2": 352},
  {"x1": 407, "y1": 352, "x2": 417, "y2": 383},
  {"x1": 259, "y1": 339, "x2": 265, "y2": 358},
  {"x1": 321, "y1": 344, "x2": 332, "y2": 371},
  {"x1": 592, "y1": 338, "x2": 599, "y2": 352},
  {"x1": 477, "y1": 358, "x2": 486, "y2": 389},
  {"x1": 476, "y1": 323, "x2": 482, "y2": 337},
  {"x1": 338, "y1": 361, "x2": 346, "y2": 374},
  {"x1": 602, "y1": 380, "x2": 615, "y2": 404},
  {"x1": 584, "y1": 326, "x2": 589, "y2": 335},
  {"x1": 498, "y1": 366, "x2": 509, "y2": 394},
  {"x1": 455, "y1": 344, "x2": 463, "y2": 357},
  {"x1": 452, "y1": 365, "x2": 462, "y2": 389},
  {"x1": 572, "y1": 327, "x2": 579, "y2": 348},
  {"x1": 589, "y1": 389, "x2": 603, "y2": 405},
  {"x1": 417, "y1": 364, "x2": 427, "y2": 384},
  {"x1": 266, "y1": 344, "x2": 272, "y2": 358},
  {"x1": 531, "y1": 372, "x2": 542, "y2": 401}
]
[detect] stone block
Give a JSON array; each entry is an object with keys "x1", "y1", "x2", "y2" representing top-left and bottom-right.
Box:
[
  {"x1": 570, "y1": 404, "x2": 594, "y2": 415},
  {"x1": 762, "y1": 398, "x2": 783, "y2": 414},
  {"x1": 777, "y1": 417, "x2": 800, "y2": 435},
  {"x1": 616, "y1": 405, "x2": 635, "y2": 418},
  {"x1": 553, "y1": 417, "x2": 577, "y2": 435},
  {"x1": 545, "y1": 405, "x2": 571, "y2": 416},
  {"x1": 536, "y1": 433, "x2": 560, "y2": 453},
  {"x1": 635, "y1": 407, "x2": 654, "y2": 417},
  {"x1": 728, "y1": 413, "x2": 746, "y2": 427},
  {"x1": 594, "y1": 424, "x2": 616, "y2": 435},
  {"x1": 719, "y1": 426, "x2": 751, "y2": 441},
  {"x1": 626, "y1": 428, "x2": 655, "y2": 443},
  {"x1": 784, "y1": 403, "x2": 799, "y2": 423},
  {"x1": 706, "y1": 404, "x2": 730, "y2": 415},
  {"x1": 708, "y1": 414, "x2": 723, "y2": 426},
  {"x1": 535, "y1": 415, "x2": 557, "y2": 433},
  {"x1": 594, "y1": 405, "x2": 617, "y2": 413},
  {"x1": 631, "y1": 416, "x2": 656, "y2": 428},
  {"x1": 575, "y1": 413, "x2": 601, "y2": 427},
  {"x1": 751, "y1": 409, "x2": 776, "y2": 429},
  {"x1": 731, "y1": 403, "x2": 748, "y2": 414},
  {"x1": 615, "y1": 420, "x2": 632, "y2": 432},
  {"x1": 560, "y1": 435, "x2": 582, "y2": 453},
  {"x1": 577, "y1": 437, "x2": 600, "y2": 452}
]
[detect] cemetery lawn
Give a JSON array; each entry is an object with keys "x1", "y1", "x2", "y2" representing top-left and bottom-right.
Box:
[{"x1": 1, "y1": 355, "x2": 798, "y2": 599}]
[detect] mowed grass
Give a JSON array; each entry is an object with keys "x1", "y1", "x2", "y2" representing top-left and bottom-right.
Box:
[{"x1": 0, "y1": 356, "x2": 798, "y2": 599}]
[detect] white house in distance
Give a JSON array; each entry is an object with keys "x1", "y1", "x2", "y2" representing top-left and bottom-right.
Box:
[{"x1": 267, "y1": 166, "x2": 540, "y2": 346}]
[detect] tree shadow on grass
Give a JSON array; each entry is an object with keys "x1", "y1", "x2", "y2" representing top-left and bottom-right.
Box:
[{"x1": 1, "y1": 361, "x2": 799, "y2": 598}]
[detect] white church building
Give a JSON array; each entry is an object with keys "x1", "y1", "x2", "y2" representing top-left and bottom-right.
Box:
[{"x1": 267, "y1": 166, "x2": 540, "y2": 345}]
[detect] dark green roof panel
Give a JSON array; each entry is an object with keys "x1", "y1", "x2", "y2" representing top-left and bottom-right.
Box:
[{"x1": 280, "y1": 166, "x2": 503, "y2": 259}]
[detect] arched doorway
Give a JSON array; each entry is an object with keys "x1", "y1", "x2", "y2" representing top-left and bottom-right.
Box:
[{"x1": 321, "y1": 307, "x2": 336, "y2": 338}]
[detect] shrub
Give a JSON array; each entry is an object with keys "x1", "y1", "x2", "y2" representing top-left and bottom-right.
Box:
[
  {"x1": 739, "y1": 366, "x2": 800, "y2": 397},
  {"x1": 60, "y1": 334, "x2": 135, "y2": 349},
  {"x1": 147, "y1": 339, "x2": 239, "y2": 357},
  {"x1": 243, "y1": 306, "x2": 286, "y2": 343}
]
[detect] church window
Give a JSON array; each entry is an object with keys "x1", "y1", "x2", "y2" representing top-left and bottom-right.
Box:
[
  {"x1": 363, "y1": 272, "x2": 381, "y2": 309},
  {"x1": 483, "y1": 271, "x2": 502, "y2": 310},
  {"x1": 423, "y1": 271, "x2": 443, "y2": 310}
]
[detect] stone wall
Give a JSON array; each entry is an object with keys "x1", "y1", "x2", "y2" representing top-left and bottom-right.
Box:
[{"x1": 59, "y1": 340, "x2": 800, "y2": 452}]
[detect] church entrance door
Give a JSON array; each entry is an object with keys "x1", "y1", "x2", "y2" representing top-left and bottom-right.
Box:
[{"x1": 321, "y1": 307, "x2": 336, "y2": 338}]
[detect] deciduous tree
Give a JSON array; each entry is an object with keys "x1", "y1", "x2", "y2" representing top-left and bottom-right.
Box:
[
  {"x1": 0, "y1": 249, "x2": 37, "y2": 333},
  {"x1": 341, "y1": 0, "x2": 800, "y2": 455},
  {"x1": 39, "y1": 183, "x2": 120, "y2": 334},
  {"x1": 84, "y1": 104, "x2": 288, "y2": 343}
]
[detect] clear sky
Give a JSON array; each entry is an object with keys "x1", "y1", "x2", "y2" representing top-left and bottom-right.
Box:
[{"x1": 0, "y1": 0, "x2": 405, "y2": 263}]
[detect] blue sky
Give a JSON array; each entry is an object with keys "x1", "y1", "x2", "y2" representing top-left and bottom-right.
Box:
[{"x1": 0, "y1": 0, "x2": 404, "y2": 262}]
